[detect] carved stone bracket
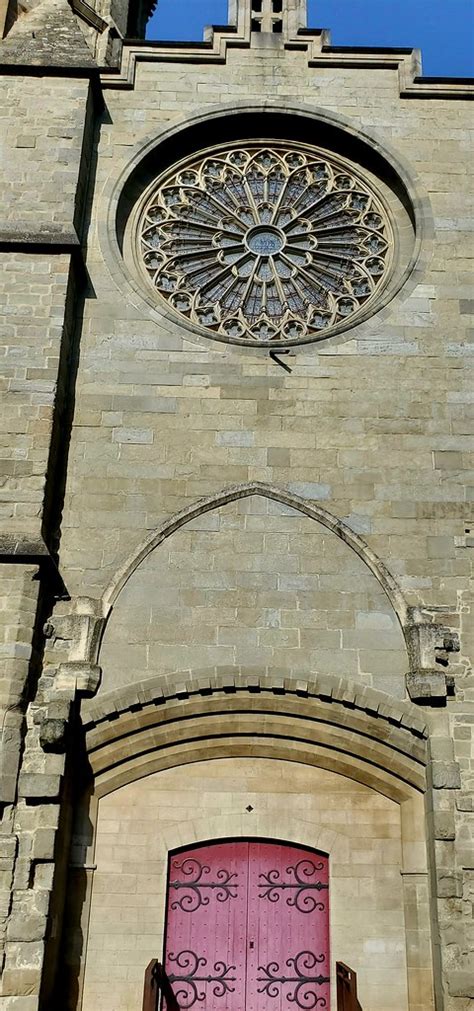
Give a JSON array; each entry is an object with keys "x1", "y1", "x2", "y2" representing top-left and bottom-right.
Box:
[
  {"x1": 406, "y1": 669, "x2": 448, "y2": 705},
  {"x1": 55, "y1": 661, "x2": 102, "y2": 697},
  {"x1": 44, "y1": 597, "x2": 105, "y2": 665},
  {"x1": 404, "y1": 606, "x2": 461, "y2": 705}
]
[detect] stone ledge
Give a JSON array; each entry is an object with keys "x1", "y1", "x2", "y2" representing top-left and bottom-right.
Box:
[{"x1": 0, "y1": 537, "x2": 48, "y2": 558}]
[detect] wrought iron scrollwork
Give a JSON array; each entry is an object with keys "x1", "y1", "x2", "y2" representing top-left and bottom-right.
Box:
[
  {"x1": 167, "y1": 950, "x2": 236, "y2": 1008},
  {"x1": 257, "y1": 951, "x2": 329, "y2": 1008},
  {"x1": 169, "y1": 857, "x2": 239, "y2": 912},
  {"x1": 259, "y1": 859, "x2": 329, "y2": 913}
]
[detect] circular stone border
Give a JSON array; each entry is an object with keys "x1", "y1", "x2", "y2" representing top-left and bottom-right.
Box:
[
  {"x1": 100, "y1": 103, "x2": 432, "y2": 356},
  {"x1": 133, "y1": 140, "x2": 396, "y2": 348}
]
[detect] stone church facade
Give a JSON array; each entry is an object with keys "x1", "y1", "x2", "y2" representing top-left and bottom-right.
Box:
[{"x1": 0, "y1": 0, "x2": 473, "y2": 1008}]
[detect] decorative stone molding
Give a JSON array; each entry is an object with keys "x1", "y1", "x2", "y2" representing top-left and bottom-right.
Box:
[
  {"x1": 406, "y1": 669, "x2": 449, "y2": 704},
  {"x1": 80, "y1": 670, "x2": 429, "y2": 803},
  {"x1": 101, "y1": 16, "x2": 474, "y2": 100},
  {"x1": 43, "y1": 596, "x2": 104, "y2": 664},
  {"x1": 100, "y1": 481, "x2": 410, "y2": 623},
  {"x1": 39, "y1": 700, "x2": 72, "y2": 753},
  {"x1": 82, "y1": 668, "x2": 429, "y2": 740},
  {"x1": 136, "y1": 141, "x2": 395, "y2": 348}
]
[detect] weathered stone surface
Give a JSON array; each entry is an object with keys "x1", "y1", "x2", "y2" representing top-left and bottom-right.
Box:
[
  {"x1": 17, "y1": 775, "x2": 61, "y2": 800},
  {"x1": 456, "y1": 792, "x2": 474, "y2": 812},
  {"x1": 39, "y1": 719, "x2": 68, "y2": 753},
  {"x1": 406, "y1": 669, "x2": 447, "y2": 704},
  {"x1": 0, "y1": 968, "x2": 41, "y2": 997},
  {"x1": 32, "y1": 830, "x2": 56, "y2": 862},
  {"x1": 7, "y1": 912, "x2": 47, "y2": 943},
  {"x1": 433, "y1": 812, "x2": 456, "y2": 841},
  {"x1": 0, "y1": 0, "x2": 96, "y2": 67},
  {"x1": 447, "y1": 972, "x2": 474, "y2": 998},
  {"x1": 436, "y1": 872, "x2": 464, "y2": 899},
  {"x1": 432, "y1": 763, "x2": 462, "y2": 790}
]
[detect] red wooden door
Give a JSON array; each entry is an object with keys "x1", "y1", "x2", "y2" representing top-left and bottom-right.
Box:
[{"x1": 164, "y1": 840, "x2": 330, "y2": 1010}]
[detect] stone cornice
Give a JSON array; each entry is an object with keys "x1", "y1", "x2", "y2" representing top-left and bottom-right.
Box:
[{"x1": 101, "y1": 24, "x2": 474, "y2": 99}]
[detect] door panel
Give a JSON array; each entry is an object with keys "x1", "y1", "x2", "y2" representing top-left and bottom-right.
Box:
[
  {"x1": 247, "y1": 842, "x2": 330, "y2": 1010},
  {"x1": 164, "y1": 842, "x2": 248, "y2": 1009},
  {"x1": 164, "y1": 840, "x2": 330, "y2": 1010}
]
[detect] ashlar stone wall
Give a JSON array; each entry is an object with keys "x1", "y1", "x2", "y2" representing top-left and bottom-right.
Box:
[
  {"x1": 0, "y1": 3, "x2": 473, "y2": 1010},
  {"x1": 100, "y1": 496, "x2": 407, "y2": 697}
]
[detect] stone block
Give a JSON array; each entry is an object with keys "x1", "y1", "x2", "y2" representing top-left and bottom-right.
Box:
[
  {"x1": 287, "y1": 482, "x2": 331, "y2": 500},
  {"x1": 267, "y1": 448, "x2": 290, "y2": 466},
  {"x1": 430, "y1": 738, "x2": 455, "y2": 761},
  {"x1": 433, "y1": 812, "x2": 455, "y2": 840},
  {"x1": 0, "y1": 997, "x2": 39, "y2": 1010},
  {"x1": 17, "y1": 775, "x2": 61, "y2": 800},
  {"x1": 426, "y1": 536, "x2": 455, "y2": 559},
  {"x1": 0, "y1": 969, "x2": 41, "y2": 997},
  {"x1": 112, "y1": 427, "x2": 153, "y2": 444},
  {"x1": 455, "y1": 791, "x2": 474, "y2": 812},
  {"x1": 432, "y1": 451, "x2": 463, "y2": 470},
  {"x1": 56, "y1": 662, "x2": 101, "y2": 695},
  {"x1": 7, "y1": 912, "x2": 46, "y2": 943},
  {"x1": 436, "y1": 872, "x2": 463, "y2": 898},
  {"x1": 447, "y1": 971, "x2": 474, "y2": 998},
  {"x1": 32, "y1": 831, "x2": 56, "y2": 862},
  {"x1": 0, "y1": 836, "x2": 18, "y2": 862},
  {"x1": 13, "y1": 859, "x2": 31, "y2": 892},
  {"x1": 431, "y1": 762, "x2": 462, "y2": 790},
  {"x1": 406, "y1": 669, "x2": 447, "y2": 704}
]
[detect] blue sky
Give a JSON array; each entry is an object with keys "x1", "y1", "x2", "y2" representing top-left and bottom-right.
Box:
[{"x1": 146, "y1": 0, "x2": 474, "y2": 77}]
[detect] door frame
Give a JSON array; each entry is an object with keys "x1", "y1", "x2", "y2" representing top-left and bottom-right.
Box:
[{"x1": 162, "y1": 837, "x2": 331, "y2": 1009}]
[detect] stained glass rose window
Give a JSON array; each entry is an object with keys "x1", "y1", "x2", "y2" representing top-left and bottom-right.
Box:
[{"x1": 137, "y1": 143, "x2": 393, "y2": 346}]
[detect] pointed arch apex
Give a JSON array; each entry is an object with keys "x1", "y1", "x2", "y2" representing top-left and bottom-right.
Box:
[{"x1": 100, "y1": 482, "x2": 408, "y2": 627}]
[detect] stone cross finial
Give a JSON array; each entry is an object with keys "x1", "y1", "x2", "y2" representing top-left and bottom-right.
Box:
[
  {"x1": 229, "y1": 0, "x2": 307, "y2": 37},
  {"x1": 252, "y1": 0, "x2": 282, "y2": 33}
]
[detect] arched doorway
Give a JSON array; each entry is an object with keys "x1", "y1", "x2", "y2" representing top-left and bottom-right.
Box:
[
  {"x1": 71, "y1": 748, "x2": 432, "y2": 1011},
  {"x1": 164, "y1": 839, "x2": 330, "y2": 1009}
]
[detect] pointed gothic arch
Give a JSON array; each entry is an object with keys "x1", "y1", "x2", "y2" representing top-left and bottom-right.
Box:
[{"x1": 100, "y1": 481, "x2": 409, "y2": 625}]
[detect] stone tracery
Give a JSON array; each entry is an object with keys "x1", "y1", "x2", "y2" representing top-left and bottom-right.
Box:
[{"x1": 138, "y1": 143, "x2": 393, "y2": 346}]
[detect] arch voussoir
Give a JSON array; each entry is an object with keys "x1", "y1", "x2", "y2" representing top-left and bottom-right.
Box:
[{"x1": 82, "y1": 670, "x2": 428, "y2": 802}]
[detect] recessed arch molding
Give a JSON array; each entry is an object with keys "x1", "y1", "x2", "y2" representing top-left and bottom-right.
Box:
[
  {"x1": 81, "y1": 670, "x2": 429, "y2": 801},
  {"x1": 47, "y1": 483, "x2": 454, "y2": 709},
  {"x1": 100, "y1": 481, "x2": 409, "y2": 624}
]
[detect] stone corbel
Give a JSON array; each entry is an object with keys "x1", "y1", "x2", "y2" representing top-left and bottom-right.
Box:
[
  {"x1": 54, "y1": 661, "x2": 102, "y2": 697},
  {"x1": 39, "y1": 598, "x2": 104, "y2": 751},
  {"x1": 43, "y1": 596, "x2": 104, "y2": 665},
  {"x1": 39, "y1": 664, "x2": 101, "y2": 752},
  {"x1": 404, "y1": 606, "x2": 460, "y2": 705}
]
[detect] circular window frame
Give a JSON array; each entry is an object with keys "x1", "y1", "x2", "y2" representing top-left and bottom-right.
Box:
[
  {"x1": 128, "y1": 140, "x2": 399, "y2": 349},
  {"x1": 105, "y1": 105, "x2": 427, "y2": 356}
]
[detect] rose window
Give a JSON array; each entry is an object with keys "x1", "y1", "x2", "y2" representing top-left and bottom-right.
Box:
[{"x1": 138, "y1": 143, "x2": 393, "y2": 346}]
